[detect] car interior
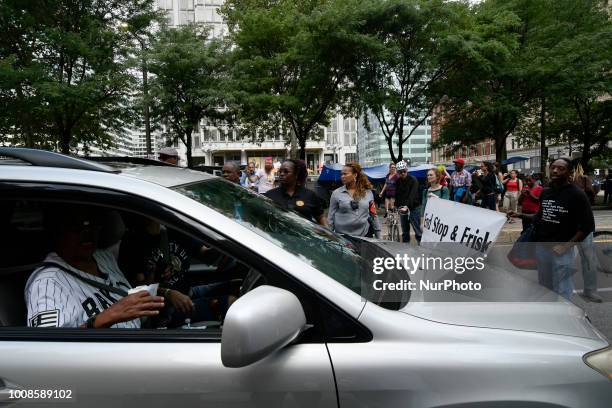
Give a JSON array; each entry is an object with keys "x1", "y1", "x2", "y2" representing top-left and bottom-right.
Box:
[{"x1": 0, "y1": 199, "x2": 255, "y2": 330}]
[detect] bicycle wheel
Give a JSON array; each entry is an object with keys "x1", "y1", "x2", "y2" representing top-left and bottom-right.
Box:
[{"x1": 391, "y1": 223, "x2": 401, "y2": 242}]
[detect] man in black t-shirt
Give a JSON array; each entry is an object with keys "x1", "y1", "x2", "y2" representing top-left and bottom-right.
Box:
[{"x1": 510, "y1": 158, "x2": 595, "y2": 300}]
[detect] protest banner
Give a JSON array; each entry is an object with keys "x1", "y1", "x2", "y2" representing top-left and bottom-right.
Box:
[{"x1": 421, "y1": 196, "x2": 506, "y2": 254}]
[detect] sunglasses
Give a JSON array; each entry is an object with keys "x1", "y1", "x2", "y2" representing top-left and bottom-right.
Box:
[{"x1": 350, "y1": 200, "x2": 359, "y2": 210}]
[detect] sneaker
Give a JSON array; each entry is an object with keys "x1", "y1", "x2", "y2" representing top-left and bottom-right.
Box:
[{"x1": 582, "y1": 291, "x2": 604, "y2": 303}]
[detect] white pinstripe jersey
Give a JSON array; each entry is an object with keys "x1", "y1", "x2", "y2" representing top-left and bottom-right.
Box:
[{"x1": 25, "y1": 249, "x2": 140, "y2": 329}]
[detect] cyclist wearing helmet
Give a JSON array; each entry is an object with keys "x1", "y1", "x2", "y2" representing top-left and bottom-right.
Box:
[{"x1": 394, "y1": 161, "x2": 421, "y2": 243}]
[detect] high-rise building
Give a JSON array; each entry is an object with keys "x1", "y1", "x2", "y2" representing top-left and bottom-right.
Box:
[
  {"x1": 154, "y1": 0, "x2": 356, "y2": 171},
  {"x1": 357, "y1": 112, "x2": 432, "y2": 167}
]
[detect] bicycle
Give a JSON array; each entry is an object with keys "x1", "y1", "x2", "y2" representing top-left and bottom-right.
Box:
[{"x1": 384, "y1": 207, "x2": 401, "y2": 242}]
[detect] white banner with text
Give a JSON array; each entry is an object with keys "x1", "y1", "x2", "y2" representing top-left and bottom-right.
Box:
[{"x1": 421, "y1": 196, "x2": 506, "y2": 254}]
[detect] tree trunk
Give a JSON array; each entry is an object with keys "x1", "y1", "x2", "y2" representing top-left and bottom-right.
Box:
[
  {"x1": 290, "y1": 131, "x2": 299, "y2": 159},
  {"x1": 494, "y1": 134, "x2": 506, "y2": 164},
  {"x1": 298, "y1": 135, "x2": 306, "y2": 161},
  {"x1": 581, "y1": 139, "x2": 591, "y2": 172},
  {"x1": 386, "y1": 136, "x2": 397, "y2": 163},
  {"x1": 60, "y1": 131, "x2": 71, "y2": 154},
  {"x1": 185, "y1": 129, "x2": 193, "y2": 168},
  {"x1": 539, "y1": 97, "x2": 548, "y2": 174},
  {"x1": 143, "y1": 63, "x2": 152, "y2": 157}
]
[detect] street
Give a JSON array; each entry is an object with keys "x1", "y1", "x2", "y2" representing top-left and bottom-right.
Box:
[
  {"x1": 380, "y1": 210, "x2": 612, "y2": 340},
  {"x1": 494, "y1": 209, "x2": 612, "y2": 340}
]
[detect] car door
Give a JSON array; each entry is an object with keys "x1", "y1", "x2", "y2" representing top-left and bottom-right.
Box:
[{"x1": 0, "y1": 184, "x2": 338, "y2": 408}]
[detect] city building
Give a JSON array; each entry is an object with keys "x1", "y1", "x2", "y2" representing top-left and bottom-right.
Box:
[
  {"x1": 357, "y1": 112, "x2": 432, "y2": 167},
  {"x1": 430, "y1": 107, "x2": 578, "y2": 174},
  {"x1": 154, "y1": 0, "x2": 356, "y2": 171}
]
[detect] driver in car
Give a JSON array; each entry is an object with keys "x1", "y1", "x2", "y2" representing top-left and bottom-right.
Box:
[{"x1": 25, "y1": 205, "x2": 165, "y2": 329}]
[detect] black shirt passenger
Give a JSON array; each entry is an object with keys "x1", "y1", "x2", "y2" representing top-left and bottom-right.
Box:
[{"x1": 264, "y1": 160, "x2": 327, "y2": 226}]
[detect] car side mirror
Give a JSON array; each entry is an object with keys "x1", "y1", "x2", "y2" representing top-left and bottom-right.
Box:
[{"x1": 221, "y1": 285, "x2": 308, "y2": 368}]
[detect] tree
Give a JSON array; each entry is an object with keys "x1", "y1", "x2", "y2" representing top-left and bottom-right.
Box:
[
  {"x1": 0, "y1": 0, "x2": 159, "y2": 153},
  {"x1": 511, "y1": 0, "x2": 612, "y2": 171},
  {"x1": 350, "y1": 0, "x2": 475, "y2": 163},
  {"x1": 223, "y1": 0, "x2": 369, "y2": 160},
  {"x1": 147, "y1": 24, "x2": 229, "y2": 168},
  {"x1": 434, "y1": 0, "x2": 545, "y2": 163}
]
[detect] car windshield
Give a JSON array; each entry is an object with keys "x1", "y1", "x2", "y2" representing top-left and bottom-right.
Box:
[{"x1": 175, "y1": 179, "x2": 369, "y2": 294}]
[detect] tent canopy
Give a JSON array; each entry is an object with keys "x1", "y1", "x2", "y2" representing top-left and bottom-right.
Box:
[
  {"x1": 318, "y1": 163, "x2": 435, "y2": 182},
  {"x1": 502, "y1": 156, "x2": 529, "y2": 165}
]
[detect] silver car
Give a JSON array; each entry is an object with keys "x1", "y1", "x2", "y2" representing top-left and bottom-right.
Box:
[{"x1": 0, "y1": 148, "x2": 611, "y2": 407}]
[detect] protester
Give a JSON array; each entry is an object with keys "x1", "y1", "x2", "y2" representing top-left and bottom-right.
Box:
[
  {"x1": 420, "y1": 168, "x2": 450, "y2": 218},
  {"x1": 518, "y1": 175, "x2": 543, "y2": 232},
  {"x1": 394, "y1": 160, "x2": 421, "y2": 243},
  {"x1": 573, "y1": 163, "x2": 596, "y2": 205},
  {"x1": 328, "y1": 162, "x2": 381, "y2": 238},
  {"x1": 243, "y1": 161, "x2": 258, "y2": 188},
  {"x1": 495, "y1": 162, "x2": 505, "y2": 211},
  {"x1": 475, "y1": 162, "x2": 497, "y2": 211},
  {"x1": 604, "y1": 173, "x2": 612, "y2": 205},
  {"x1": 510, "y1": 158, "x2": 595, "y2": 300},
  {"x1": 438, "y1": 165, "x2": 450, "y2": 187},
  {"x1": 222, "y1": 161, "x2": 242, "y2": 184},
  {"x1": 502, "y1": 170, "x2": 523, "y2": 223},
  {"x1": 571, "y1": 162, "x2": 602, "y2": 302},
  {"x1": 254, "y1": 157, "x2": 276, "y2": 194},
  {"x1": 265, "y1": 160, "x2": 327, "y2": 226},
  {"x1": 450, "y1": 158, "x2": 471, "y2": 204},
  {"x1": 534, "y1": 173, "x2": 543, "y2": 186},
  {"x1": 379, "y1": 162, "x2": 398, "y2": 217},
  {"x1": 158, "y1": 147, "x2": 179, "y2": 166}
]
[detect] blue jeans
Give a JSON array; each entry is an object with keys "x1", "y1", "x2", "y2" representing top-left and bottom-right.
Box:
[
  {"x1": 535, "y1": 244, "x2": 576, "y2": 300},
  {"x1": 400, "y1": 210, "x2": 422, "y2": 244},
  {"x1": 578, "y1": 232, "x2": 599, "y2": 295}
]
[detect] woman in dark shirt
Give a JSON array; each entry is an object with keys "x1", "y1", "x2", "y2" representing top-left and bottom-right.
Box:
[
  {"x1": 264, "y1": 160, "x2": 327, "y2": 226},
  {"x1": 477, "y1": 161, "x2": 497, "y2": 211}
]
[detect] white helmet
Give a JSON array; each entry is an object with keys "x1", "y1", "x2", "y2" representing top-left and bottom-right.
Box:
[{"x1": 395, "y1": 160, "x2": 408, "y2": 171}]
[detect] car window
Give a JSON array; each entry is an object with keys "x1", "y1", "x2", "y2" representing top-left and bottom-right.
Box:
[
  {"x1": 0, "y1": 199, "x2": 250, "y2": 332},
  {"x1": 175, "y1": 179, "x2": 368, "y2": 294}
]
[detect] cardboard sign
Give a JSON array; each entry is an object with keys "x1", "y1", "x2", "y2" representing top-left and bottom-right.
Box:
[{"x1": 421, "y1": 196, "x2": 506, "y2": 254}]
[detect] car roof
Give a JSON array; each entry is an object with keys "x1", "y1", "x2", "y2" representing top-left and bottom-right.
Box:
[
  {"x1": 0, "y1": 150, "x2": 215, "y2": 188},
  {"x1": 98, "y1": 162, "x2": 214, "y2": 188}
]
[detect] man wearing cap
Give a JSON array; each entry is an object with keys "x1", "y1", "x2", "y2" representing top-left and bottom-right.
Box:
[
  {"x1": 450, "y1": 158, "x2": 471, "y2": 204},
  {"x1": 158, "y1": 147, "x2": 179, "y2": 166}
]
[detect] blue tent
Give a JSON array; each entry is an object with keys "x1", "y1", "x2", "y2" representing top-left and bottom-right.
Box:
[
  {"x1": 502, "y1": 156, "x2": 529, "y2": 166},
  {"x1": 318, "y1": 163, "x2": 435, "y2": 182}
]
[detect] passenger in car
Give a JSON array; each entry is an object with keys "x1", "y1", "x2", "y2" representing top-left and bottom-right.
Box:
[
  {"x1": 119, "y1": 217, "x2": 237, "y2": 327},
  {"x1": 25, "y1": 206, "x2": 165, "y2": 329}
]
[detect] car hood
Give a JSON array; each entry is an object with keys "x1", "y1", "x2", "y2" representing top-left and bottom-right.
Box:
[
  {"x1": 400, "y1": 301, "x2": 604, "y2": 340},
  {"x1": 366, "y1": 240, "x2": 606, "y2": 340}
]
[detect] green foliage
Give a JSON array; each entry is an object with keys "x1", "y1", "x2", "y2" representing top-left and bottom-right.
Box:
[
  {"x1": 223, "y1": 0, "x2": 370, "y2": 159},
  {"x1": 350, "y1": 0, "x2": 477, "y2": 163},
  {"x1": 0, "y1": 0, "x2": 160, "y2": 153},
  {"x1": 437, "y1": 0, "x2": 612, "y2": 167},
  {"x1": 147, "y1": 24, "x2": 230, "y2": 168}
]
